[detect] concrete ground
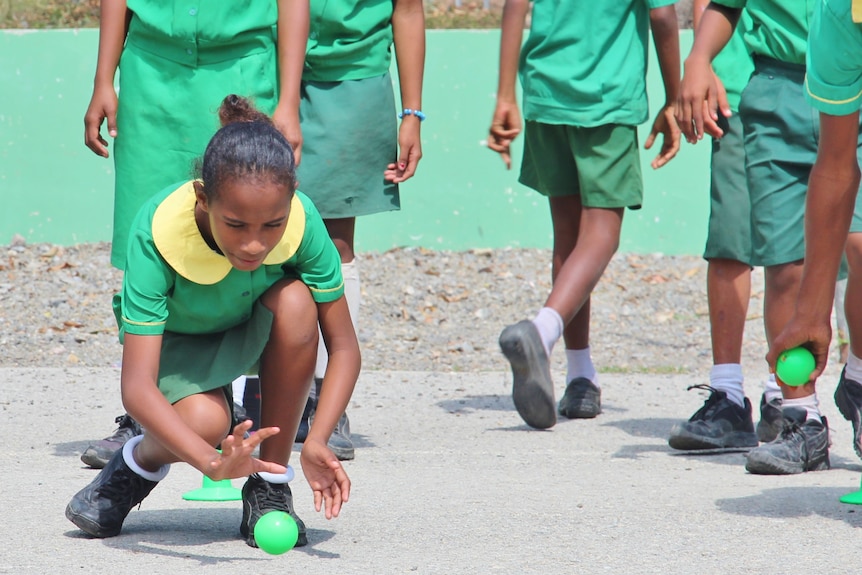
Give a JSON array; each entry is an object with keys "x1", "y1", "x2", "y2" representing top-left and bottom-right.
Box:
[{"x1": 1, "y1": 365, "x2": 860, "y2": 574}]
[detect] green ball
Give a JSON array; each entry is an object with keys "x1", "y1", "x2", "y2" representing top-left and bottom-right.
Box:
[
  {"x1": 776, "y1": 347, "x2": 815, "y2": 387},
  {"x1": 254, "y1": 511, "x2": 298, "y2": 555}
]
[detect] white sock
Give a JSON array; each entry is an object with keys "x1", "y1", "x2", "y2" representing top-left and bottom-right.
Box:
[
  {"x1": 258, "y1": 466, "x2": 295, "y2": 484},
  {"x1": 565, "y1": 347, "x2": 598, "y2": 388},
  {"x1": 781, "y1": 394, "x2": 822, "y2": 421},
  {"x1": 122, "y1": 435, "x2": 170, "y2": 482},
  {"x1": 845, "y1": 351, "x2": 862, "y2": 382},
  {"x1": 316, "y1": 258, "x2": 360, "y2": 379},
  {"x1": 531, "y1": 307, "x2": 564, "y2": 356},
  {"x1": 709, "y1": 363, "x2": 745, "y2": 407},
  {"x1": 231, "y1": 375, "x2": 246, "y2": 406},
  {"x1": 763, "y1": 373, "x2": 783, "y2": 403}
]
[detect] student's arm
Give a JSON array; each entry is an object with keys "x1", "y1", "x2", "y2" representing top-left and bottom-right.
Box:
[
  {"x1": 302, "y1": 296, "x2": 359, "y2": 519},
  {"x1": 692, "y1": 0, "x2": 731, "y2": 130},
  {"x1": 766, "y1": 112, "x2": 862, "y2": 378},
  {"x1": 83, "y1": 0, "x2": 130, "y2": 158},
  {"x1": 385, "y1": 0, "x2": 426, "y2": 184},
  {"x1": 273, "y1": 0, "x2": 310, "y2": 165},
  {"x1": 676, "y1": 2, "x2": 739, "y2": 142},
  {"x1": 488, "y1": 0, "x2": 530, "y2": 169},
  {"x1": 121, "y1": 334, "x2": 286, "y2": 479},
  {"x1": 644, "y1": 4, "x2": 681, "y2": 169}
]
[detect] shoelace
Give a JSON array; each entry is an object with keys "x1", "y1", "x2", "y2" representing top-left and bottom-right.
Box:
[
  {"x1": 258, "y1": 481, "x2": 291, "y2": 513},
  {"x1": 685, "y1": 384, "x2": 723, "y2": 421}
]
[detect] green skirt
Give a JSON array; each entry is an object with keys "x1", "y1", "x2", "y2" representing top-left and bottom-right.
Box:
[
  {"x1": 111, "y1": 25, "x2": 279, "y2": 269},
  {"x1": 297, "y1": 72, "x2": 400, "y2": 219},
  {"x1": 156, "y1": 302, "x2": 273, "y2": 405}
]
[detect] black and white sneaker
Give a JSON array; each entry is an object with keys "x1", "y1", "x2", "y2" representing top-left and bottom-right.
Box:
[
  {"x1": 668, "y1": 385, "x2": 758, "y2": 450},
  {"x1": 745, "y1": 407, "x2": 830, "y2": 475},
  {"x1": 240, "y1": 474, "x2": 307, "y2": 548},
  {"x1": 834, "y1": 367, "x2": 862, "y2": 460}
]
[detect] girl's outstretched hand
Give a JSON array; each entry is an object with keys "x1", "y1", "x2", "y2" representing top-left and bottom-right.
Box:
[
  {"x1": 300, "y1": 438, "x2": 351, "y2": 519},
  {"x1": 206, "y1": 420, "x2": 286, "y2": 480},
  {"x1": 385, "y1": 118, "x2": 423, "y2": 183}
]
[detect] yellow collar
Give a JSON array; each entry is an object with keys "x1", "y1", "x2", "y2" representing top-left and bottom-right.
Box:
[
  {"x1": 151, "y1": 181, "x2": 306, "y2": 285},
  {"x1": 855, "y1": 0, "x2": 862, "y2": 23}
]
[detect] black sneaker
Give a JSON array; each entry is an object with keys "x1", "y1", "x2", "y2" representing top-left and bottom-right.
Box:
[
  {"x1": 499, "y1": 320, "x2": 556, "y2": 429},
  {"x1": 744, "y1": 407, "x2": 830, "y2": 475},
  {"x1": 65, "y1": 449, "x2": 159, "y2": 537},
  {"x1": 835, "y1": 367, "x2": 862, "y2": 459},
  {"x1": 558, "y1": 377, "x2": 602, "y2": 419},
  {"x1": 240, "y1": 474, "x2": 308, "y2": 548},
  {"x1": 668, "y1": 385, "x2": 758, "y2": 450},
  {"x1": 294, "y1": 396, "x2": 314, "y2": 444},
  {"x1": 756, "y1": 393, "x2": 783, "y2": 443},
  {"x1": 80, "y1": 414, "x2": 143, "y2": 469},
  {"x1": 302, "y1": 378, "x2": 355, "y2": 460}
]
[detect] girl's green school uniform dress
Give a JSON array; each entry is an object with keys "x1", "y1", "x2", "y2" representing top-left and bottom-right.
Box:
[
  {"x1": 297, "y1": 0, "x2": 400, "y2": 219},
  {"x1": 114, "y1": 182, "x2": 343, "y2": 403},
  {"x1": 112, "y1": 0, "x2": 280, "y2": 269}
]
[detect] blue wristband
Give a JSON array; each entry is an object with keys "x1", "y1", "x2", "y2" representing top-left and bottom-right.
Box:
[{"x1": 398, "y1": 108, "x2": 426, "y2": 122}]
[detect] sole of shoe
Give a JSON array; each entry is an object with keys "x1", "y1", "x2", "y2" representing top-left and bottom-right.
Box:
[
  {"x1": 744, "y1": 453, "x2": 830, "y2": 475},
  {"x1": 668, "y1": 426, "x2": 758, "y2": 451},
  {"x1": 79, "y1": 449, "x2": 109, "y2": 470},
  {"x1": 65, "y1": 504, "x2": 121, "y2": 538},
  {"x1": 499, "y1": 321, "x2": 556, "y2": 430},
  {"x1": 834, "y1": 383, "x2": 862, "y2": 459}
]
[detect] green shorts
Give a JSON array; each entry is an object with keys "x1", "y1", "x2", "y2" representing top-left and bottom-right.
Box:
[
  {"x1": 704, "y1": 113, "x2": 752, "y2": 264},
  {"x1": 127, "y1": 301, "x2": 274, "y2": 405},
  {"x1": 518, "y1": 121, "x2": 643, "y2": 209},
  {"x1": 297, "y1": 73, "x2": 400, "y2": 219}
]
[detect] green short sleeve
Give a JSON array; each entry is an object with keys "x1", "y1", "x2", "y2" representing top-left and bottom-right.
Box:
[
  {"x1": 285, "y1": 193, "x2": 344, "y2": 303},
  {"x1": 806, "y1": 0, "x2": 862, "y2": 116},
  {"x1": 117, "y1": 206, "x2": 175, "y2": 337}
]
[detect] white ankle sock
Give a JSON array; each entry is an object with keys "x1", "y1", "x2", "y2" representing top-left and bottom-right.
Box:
[
  {"x1": 782, "y1": 394, "x2": 822, "y2": 421},
  {"x1": 845, "y1": 351, "x2": 862, "y2": 382},
  {"x1": 122, "y1": 435, "x2": 170, "y2": 482},
  {"x1": 258, "y1": 467, "x2": 295, "y2": 484},
  {"x1": 316, "y1": 258, "x2": 360, "y2": 379},
  {"x1": 231, "y1": 375, "x2": 246, "y2": 406},
  {"x1": 565, "y1": 347, "x2": 598, "y2": 387},
  {"x1": 709, "y1": 363, "x2": 745, "y2": 407},
  {"x1": 531, "y1": 307, "x2": 564, "y2": 356},
  {"x1": 763, "y1": 373, "x2": 783, "y2": 403}
]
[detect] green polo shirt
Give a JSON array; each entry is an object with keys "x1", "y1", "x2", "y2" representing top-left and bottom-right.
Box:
[
  {"x1": 303, "y1": 0, "x2": 393, "y2": 82},
  {"x1": 713, "y1": 0, "x2": 813, "y2": 65},
  {"x1": 806, "y1": 0, "x2": 862, "y2": 115},
  {"x1": 712, "y1": 10, "x2": 754, "y2": 112},
  {"x1": 519, "y1": 0, "x2": 676, "y2": 128},
  {"x1": 125, "y1": 0, "x2": 277, "y2": 66},
  {"x1": 116, "y1": 182, "x2": 344, "y2": 338}
]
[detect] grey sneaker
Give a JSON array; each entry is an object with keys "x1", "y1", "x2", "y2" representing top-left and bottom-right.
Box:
[
  {"x1": 834, "y1": 367, "x2": 862, "y2": 459},
  {"x1": 66, "y1": 449, "x2": 159, "y2": 537},
  {"x1": 240, "y1": 474, "x2": 307, "y2": 548},
  {"x1": 744, "y1": 407, "x2": 830, "y2": 475},
  {"x1": 558, "y1": 377, "x2": 602, "y2": 419},
  {"x1": 80, "y1": 414, "x2": 143, "y2": 469},
  {"x1": 305, "y1": 377, "x2": 355, "y2": 460},
  {"x1": 499, "y1": 320, "x2": 555, "y2": 429},
  {"x1": 294, "y1": 396, "x2": 313, "y2": 444},
  {"x1": 668, "y1": 385, "x2": 758, "y2": 450},
  {"x1": 756, "y1": 393, "x2": 783, "y2": 443}
]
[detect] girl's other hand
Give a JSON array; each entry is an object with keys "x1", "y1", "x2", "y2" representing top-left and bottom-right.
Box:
[{"x1": 300, "y1": 438, "x2": 351, "y2": 519}]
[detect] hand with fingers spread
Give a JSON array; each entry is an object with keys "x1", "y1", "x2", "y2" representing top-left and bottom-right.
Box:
[
  {"x1": 206, "y1": 420, "x2": 287, "y2": 481},
  {"x1": 645, "y1": 104, "x2": 681, "y2": 169},
  {"x1": 84, "y1": 81, "x2": 119, "y2": 158},
  {"x1": 300, "y1": 438, "x2": 351, "y2": 520},
  {"x1": 385, "y1": 117, "x2": 423, "y2": 183},
  {"x1": 488, "y1": 99, "x2": 522, "y2": 169}
]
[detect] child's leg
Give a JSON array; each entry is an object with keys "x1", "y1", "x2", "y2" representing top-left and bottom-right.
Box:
[{"x1": 258, "y1": 278, "x2": 318, "y2": 465}]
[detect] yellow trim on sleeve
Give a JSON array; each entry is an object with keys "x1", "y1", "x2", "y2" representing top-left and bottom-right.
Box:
[
  {"x1": 151, "y1": 182, "x2": 306, "y2": 285},
  {"x1": 309, "y1": 281, "x2": 345, "y2": 294},
  {"x1": 854, "y1": 0, "x2": 862, "y2": 24},
  {"x1": 122, "y1": 317, "x2": 167, "y2": 327},
  {"x1": 806, "y1": 81, "x2": 862, "y2": 106}
]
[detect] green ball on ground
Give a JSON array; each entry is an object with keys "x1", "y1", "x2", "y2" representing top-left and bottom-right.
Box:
[
  {"x1": 254, "y1": 511, "x2": 299, "y2": 555},
  {"x1": 776, "y1": 347, "x2": 815, "y2": 387}
]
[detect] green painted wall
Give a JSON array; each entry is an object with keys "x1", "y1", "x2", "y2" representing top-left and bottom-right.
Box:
[{"x1": 0, "y1": 29, "x2": 708, "y2": 254}]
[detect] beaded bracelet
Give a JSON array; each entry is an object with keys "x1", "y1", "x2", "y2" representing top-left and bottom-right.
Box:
[{"x1": 398, "y1": 108, "x2": 426, "y2": 121}]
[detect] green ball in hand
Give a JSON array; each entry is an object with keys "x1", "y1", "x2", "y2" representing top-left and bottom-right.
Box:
[
  {"x1": 776, "y1": 347, "x2": 815, "y2": 387},
  {"x1": 254, "y1": 511, "x2": 299, "y2": 555}
]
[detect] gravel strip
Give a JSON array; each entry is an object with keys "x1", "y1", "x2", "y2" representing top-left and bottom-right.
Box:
[{"x1": 0, "y1": 237, "x2": 804, "y2": 380}]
